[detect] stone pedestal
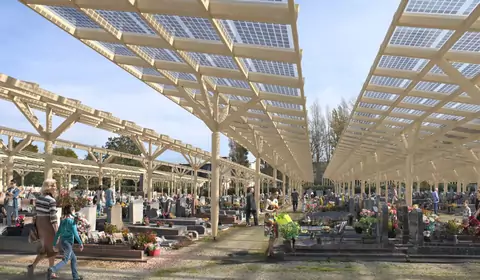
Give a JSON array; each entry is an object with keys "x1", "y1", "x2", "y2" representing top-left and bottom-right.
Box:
[
  {"x1": 110, "y1": 204, "x2": 123, "y2": 229},
  {"x1": 129, "y1": 200, "x2": 143, "y2": 224},
  {"x1": 79, "y1": 206, "x2": 97, "y2": 232}
]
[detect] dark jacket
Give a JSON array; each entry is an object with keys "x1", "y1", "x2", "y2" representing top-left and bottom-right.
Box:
[
  {"x1": 246, "y1": 193, "x2": 256, "y2": 211},
  {"x1": 291, "y1": 191, "x2": 299, "y2": 202}
]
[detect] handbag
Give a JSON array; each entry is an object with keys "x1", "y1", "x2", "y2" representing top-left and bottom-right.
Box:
[{"x1": 28, "y1": 217, "x2": 40, "y2": 244}]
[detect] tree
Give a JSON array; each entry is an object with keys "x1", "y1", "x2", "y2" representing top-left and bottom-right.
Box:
[
  {"x1": 52, "y1": 147, "x2": 78, "y2": 158},
  {"x1": 12, "y1": 139, "x2": 38, "y2": 153},
  {"x1": 12, "y1": 139, "x2": 42, "y2": 186},
  {"x1": 228, "y1": 139, "x2": 249, "y2": 167},
  {"x1": 104, "y1": 136, "x2": 142, "y2": 167},
  {"x1": 329, "y1": 98, "x2": 351, "y2": 153}
]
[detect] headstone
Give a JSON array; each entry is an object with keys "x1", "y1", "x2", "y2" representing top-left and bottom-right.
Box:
[
  {"x1": 78, "y1": 206, "x2": 97, "y2": 231},
  {"x1": 110, "y1": 204, "x2": 123, "y2": 229},
  {"x1": 364, "y1": 200, "x2": 374, "y2": 211},
  {"x1": 129, "y1": 200, "x2": 144, "y2": 224},
  {"x1": 408, "y1": 210, "x2": 421, "y2": 245},
  {"x1": 348, "y1": 198, "x2": 355, "y2": 215},
  {"x1": 416, "y1": 212, "x2": 424, "y2": 246},
  {"x1": 400, "y1": 206, "x2": 409, "y2": 244},
  {"x1": 381, "y1": 204, "x2": 389, "y2": 244}
]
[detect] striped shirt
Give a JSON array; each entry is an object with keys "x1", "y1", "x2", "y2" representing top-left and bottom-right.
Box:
[{"x1": 35, "y1": 195, "x2": 58, "y2": 224}]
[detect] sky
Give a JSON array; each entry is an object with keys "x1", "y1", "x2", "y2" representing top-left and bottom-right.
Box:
[{"x1": 0, "y1": 0, "x2": 399, "y2": 163}]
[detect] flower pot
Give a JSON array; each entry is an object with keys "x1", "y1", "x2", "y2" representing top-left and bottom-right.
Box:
[
  {"x1": 168, "y1": 224, "x2": 173, "y2": 228},
  {"x1": 283, "y1": 240, "x2": 293, "y2": 253},
  {"x1": 354, "y1": 227, "x2": 363, "y2": 234},
  {"x1": 148, "y1": 248, "x2": 161, "y2": 257},
  {"x1": 388, "y1": 231, "x2": 396, "y2": 238},
  {"x1": 424, "y1": 236, "x2": 431, "y2": 242}
]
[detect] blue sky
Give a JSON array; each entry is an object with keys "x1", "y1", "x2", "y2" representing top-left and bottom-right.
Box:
[{"x1": 0, "y1": 0, "x2": 399, "y2": 163}]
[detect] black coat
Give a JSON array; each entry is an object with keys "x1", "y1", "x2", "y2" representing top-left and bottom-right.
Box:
[{"x1": 246, "y1": 193, "x2": 256, "y2": 211}]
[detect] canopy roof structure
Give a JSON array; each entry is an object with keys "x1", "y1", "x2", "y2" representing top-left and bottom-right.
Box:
[
  {"x1": 19, "y1": 0, "x2": 312, "y2": 182},
  {"x1": 0, "y1": 151, "x2": 208, "y2": 183},
  {"x1": 325, "y1": 1, "x2": 480, "y2": 187},
  {"x1": 0, "y1": 76, "x2": 276, "y2": 181},
  {"x1": 0, "y1": 126, "x2": 277, "y2": 181}
]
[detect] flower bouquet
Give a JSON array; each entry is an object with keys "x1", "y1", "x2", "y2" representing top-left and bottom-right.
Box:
[
  {"x1": 142, "y1": 216, "x2": 150, "y2": 226},
  {"x1": 75, "y1": 213, "x2": 91, "y2": 235},
  {"x1": 320, "y1": 226, "x2": 331, "y2": 233},
  {"x1": 16, "y1": 215, "x2": 25, "y2": 228}
]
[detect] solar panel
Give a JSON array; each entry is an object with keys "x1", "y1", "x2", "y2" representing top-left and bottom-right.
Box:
[
  {"x1": 325, "y1": 0, "x2": 480, "y2": 184},
  {"x1": 22, "y1": 0, "x2": 314, "y2": 182}
]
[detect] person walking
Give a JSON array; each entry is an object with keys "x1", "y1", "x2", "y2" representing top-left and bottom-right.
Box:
[
  {"x1": 47, "y1": 204, "x2": 84, "y2": 280},
  {"x1": 245, "y1": 187, "x2": 258, "y2": 226},
  {"x1": 95, "y1": 186, "x2": 105, "y2": 216},
  {"x1": 432, "y1": 187, "x2": 440, "y2": 215},
  {"x1": 291, "y1": 189, "x2": 299, "y2": 212},
  {"x1": 27, "y1": 179, "x2": 59, "y2": 279},
  {"x1": 476, "y1": 188, "x2": 480, "y2": 210},
  {"x1": 5, "y1": 180, "x2": 22, "y2": 226}
]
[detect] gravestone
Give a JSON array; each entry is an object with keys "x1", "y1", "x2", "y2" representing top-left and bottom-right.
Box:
[
  {"x1": 129, "y1": 200, "x2": 144, "y2": 224},
  {"x1": 400, "y1": 206, "x2": 409, "y2": 244},
  {"x1": 110, "y1": 204, "x2": 123, "y2": 229},
  {"x1": 416, "y1": 212, "x2": 424, "y2": 246},
  {"x1": 364, "y1": 200, "x2": 374, "y2": 211},
  {"x1": 176, "y1": 197, "x2": 187, "y2": 217},
  {"x1": 78, "y1": 206, "x2": 97, "y2": 232},
  {"x1": 408, "y1": 210, "x2": 421, "y2": 245},
  {"x1": 381, "y1": 204, "x2": 389, "y2": 244},
  {"x1": 348, "y1": 198, "x2": 355, "y2": 215}
]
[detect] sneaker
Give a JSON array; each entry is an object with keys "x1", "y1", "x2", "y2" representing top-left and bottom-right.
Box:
[
  {"x1": 27, "y1": 265, "x2": 33, "y2": 279},
  {"x1": 74, "y1": 276, "x2": 84, "y2": 280}
]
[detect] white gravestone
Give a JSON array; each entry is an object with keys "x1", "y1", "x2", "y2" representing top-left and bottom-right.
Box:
[
  {"x1": 78, "y1": 206, "x2": 97, "y2": 231},
  {"x1": 129, "y1": 200, "x2": 144, "y2": 224},
  {"x1": 110, "y1": 204, "x2": 123, "y2": 229}
]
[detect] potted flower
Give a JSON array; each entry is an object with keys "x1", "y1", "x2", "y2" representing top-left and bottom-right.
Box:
[
  {"x1": 168, "y1": 222, "x2": 174, "y2": 228},
  {"x1": 156, "y1": 221, "x2": 164, "y2": 227},
  {"x1": 278, "y1": 222, "x2": 300, "y2": 253},
  {"x1": 445, "y1": 219, "x2": 461, "y2": 244},
  {"x1": 145, "y1": 243, "x2": 161, "y2": 257},
  {"x1": 388, "y1": 220, "x2": 398, "y2": 238},
  {"x1": 132, "y1": 231, "x2": 157, "y2": 250},
  {"x1": 353, "y1": 221, "x2": 363, "y2": 234}
]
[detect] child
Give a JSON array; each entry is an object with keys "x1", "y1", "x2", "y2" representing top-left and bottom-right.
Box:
[
  {"x1": 463, "y1": 200, "x2": 472, "y2": 222},
  {"x1": 264, "y1": 213, "x2": 278, "y2": 257},
  {"x1": 47, "y1": 205, "x2": 84, "y2": 280}
]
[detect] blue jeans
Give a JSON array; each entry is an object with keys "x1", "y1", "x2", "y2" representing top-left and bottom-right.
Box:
[
  {"x1": 6, "y1": 205, "x2": 18, "y2": 226},
  {"x1": 433, "y1": 203, "x2": 439, "y2": 215},
  {"x1": 51, "y1": 239, "x2": 79, "y2": 279},
  {"x1": 105, "y1": 200, "x2": 114, "y2": 223}
]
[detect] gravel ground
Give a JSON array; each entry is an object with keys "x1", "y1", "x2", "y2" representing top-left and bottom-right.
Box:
[
  {"x1": 1, "y1": 209, "x2": 474, "y2": 279},
  {"x1": 3, "y1": 260, "x2": 480, "y2": 280}
]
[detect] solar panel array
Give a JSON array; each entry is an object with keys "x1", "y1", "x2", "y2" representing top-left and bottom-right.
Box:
[
  {"x1": 325, "y1": 0, "x2": 480, "y2": 183},
  {"x1": 20, "y1": 0, "x2": 312, "y2": 182}
]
